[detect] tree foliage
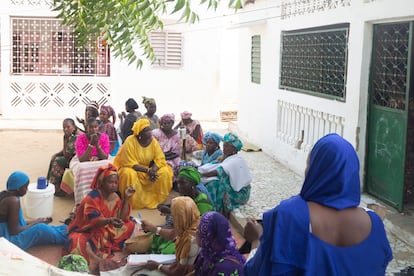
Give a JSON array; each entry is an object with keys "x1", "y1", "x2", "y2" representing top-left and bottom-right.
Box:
[{"x1": 52, "y1": 0, "x2": 242, "y2": 68}]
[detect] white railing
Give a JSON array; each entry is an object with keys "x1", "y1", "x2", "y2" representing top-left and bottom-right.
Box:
[
  {"x1": 281, "y1": 0, "x2": 351, "y2": 19},
  {"x1": 277, "y1": 100, "x2": 345, "y2": 152}
]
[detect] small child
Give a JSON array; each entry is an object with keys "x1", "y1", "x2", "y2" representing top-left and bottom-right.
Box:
[{"x1": 99, "y1": 105, "x2": 119, "y2": 155}]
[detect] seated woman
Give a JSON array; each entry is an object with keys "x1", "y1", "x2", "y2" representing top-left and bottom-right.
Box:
[
  {"x1": 142, "y1": 96, "x2": 159, "y2": 129},
  {"x1": 152, "y1": 113, "x2": 182, "y2": 174},
  {"x1": 99, "y1": 105, "x2": 119, "y2": 155},
  {"x1": 0, "y1": 171, "x2": 67, "y2": 250},
  {"x1": 47, "y1": 118, "x2": 79, "y2": 197},
  {"x1": 175, "y1": 111, "x2": 204, "y2": 152},
  {"x1": 63, "y1": 164, "x2": 135, "y2": 274},
  {"x1": 194, "y1": 211, "x2": 245, "y2": 276},
  {"x1": 114, "y1": 118, "x2": 173, "y2": 209},
  {"x1": 119, "y1": 98, "x2": 142, "y2": 143},
  {"x1": 63, "y1": 117, "x2": 111, "y2": 204},
  {"x1": 243, "y1": 134, "x2": 393, "y2": 275},
  {"x1": 200, "y1": 132, "x2": 223, "y2": 165},
  {"x1": 137, "y1": 196, "x2": 200, "y2": 276},
  {"x1": 199, "y1": 133, "x2": 252, "y2": 216},
  {"x1": 76, "y1": 100, "x2": 100, "y2": 132}
]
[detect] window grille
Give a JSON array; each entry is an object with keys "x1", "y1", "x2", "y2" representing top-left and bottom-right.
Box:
[
  {"x1": 371, "y1": 22, "x2": 410, "y2": 110},
  {"x1": 251, "y1": 35, "x2": 261, "y2": 84},
  {"x1": 280, "y1": 23, "x2": 349, "y2": 101},
  {"x1": 11, "y1": 17, "x2": 110, "y2": 76},
  {"x1": 150, "y1": 32, "x2": 182, "y2": 68}
]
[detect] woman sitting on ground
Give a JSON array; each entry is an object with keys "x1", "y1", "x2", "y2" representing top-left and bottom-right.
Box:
[
  {"x1": 63, "y1": 164, "x2": 135, "y2": 274},
  {"x1": 175, "y1": 111, "x2": 204, "y2": 151},
  {"x1": 0, "y1": 171, "x2": 67, "y2": 250},
  {"x1": 138, "y1": 196, "x2": 200, "y2": 276},
  {"x1": 152, "y1": 113, "x2": 182, "y2": 174},
  {"x1": 114, "y1": 118, "x2": 173, "y2": 209},
  {"x1": 143, "y1": 166, "x2": 213, "y2": 256},
  {"x1": 99, "y1": 105, "x2": 118, "y2": 155},
  {"x1": 243, "y1": 133, "x2": 393, "y2": 275},
  {"x1": 47, "y1": 118, "x2": 79, "y2": 197},
  {"x1": 200, "y1": 132, "x2": 223, "y2": 165},
  {"x1": 76, "y1": 101, "x2": 100, "y2": 132},
  {"x1": 199, "y1": 133, "x2": 252, "y2": 216},
  {"x1": 142, "y1": 96, "x2": 159, "y2": 129},
  {"x1": 194, "y1": 211, "x2": 245, "y2": 276},
  {"x1": 75, "y1": 117, "x2": 110, "y2": 163},
  {"x1": 119, "y1": 98, "x2": 142, "y2": 143}
]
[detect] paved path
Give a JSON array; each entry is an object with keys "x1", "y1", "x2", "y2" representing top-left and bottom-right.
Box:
[{"x1": 232, "y1": 149, "x2": 414, "y2": 275}]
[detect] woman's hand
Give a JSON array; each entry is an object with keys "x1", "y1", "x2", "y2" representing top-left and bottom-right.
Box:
[
  {"x1": 142, "y1": 260, "x2": 160, "y2": 271},
  {"x1": 140, "y1": 219, "x2": 156, "y2": 233},
  {"x1": 109, "y1": 217, "x2": 123, "y2": 228},
  {"x1": 148, "y1": 167, "x2": 159, "y2": 182},
  {"x1": 124, "y1": 186, "x2": 135, "y2": 199},
  {"x1": 244, "y1": 217, "x2": 263, "y2": 244},
  {"x1": 89, "y1": 133, "x2": 99, "y2": 146}
]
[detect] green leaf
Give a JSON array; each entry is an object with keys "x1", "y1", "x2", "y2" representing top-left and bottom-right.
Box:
[{"x1": 172, "y1": 0, "x2": 185, "y2": 13}]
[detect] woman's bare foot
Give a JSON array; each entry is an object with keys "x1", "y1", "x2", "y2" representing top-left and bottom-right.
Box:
[{"x1": 86, "y1": 243, "x2": 102, "y2": 275}]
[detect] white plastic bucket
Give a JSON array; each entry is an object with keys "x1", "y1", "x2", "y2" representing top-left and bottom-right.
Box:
[{"x1": 24, "y1": 183, "x2": 55, "y2": 219}]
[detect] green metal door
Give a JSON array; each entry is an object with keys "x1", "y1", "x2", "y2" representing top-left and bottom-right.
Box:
[{"x1": 366, "y1": 22, "x2": 413, "y2": 211}]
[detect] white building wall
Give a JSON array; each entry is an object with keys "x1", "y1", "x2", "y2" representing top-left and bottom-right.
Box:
[{"x1": 233, "y1": 0, "x2": 414, "y2": 175}]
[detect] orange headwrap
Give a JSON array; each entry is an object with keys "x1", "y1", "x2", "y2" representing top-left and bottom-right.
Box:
[
  {"x1": 90, "y1": 163, "x2": 118, "y2": 190},
  {"x1": 132, "y1": 118, "x2": 151, "y2": 136}
]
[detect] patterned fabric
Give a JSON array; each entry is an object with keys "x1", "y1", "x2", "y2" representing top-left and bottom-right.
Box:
[
  {"x1": 171, "y1": 196, "x2": 200, "y2": 262},
  {"x1": 100, "y1": 105, "x2": 116, "y2": 124},
  {"x1": 99, "y1": 122, "x2": 118, "y2": 151},
  {"x1": 201, "y1": 149, "x2": 223, "y2": 165},
  {"x1": 223, "y1": 133, "x2": 243, "y2": 152},
  {"x1": 57, "y1": 254, "x2": 89, "y2": 272},
  {"x1": 152, "y1": 128, "x2": 181, "y2": 172},
  {"x1": 63, "y1": 165, "x2": 134, "y2": 262},
  {"x1": 183, "y1": 119, "x2": 203, "y2": 146},
  {"x1": 47, "y1": 134, "x2": 77, "y2": 186},
  {"x1": 195, "y1": 211, "x2": 245, "y2": 276},
  {"x1": 194, "y1": 193, "x2": 214, "y2": 215},
  {"x1": 113, "y1": 134, "x2": 173, "y2": 209}
]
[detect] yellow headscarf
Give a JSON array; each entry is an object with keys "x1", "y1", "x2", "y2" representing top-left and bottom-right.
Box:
[
  {"x1": 132, "y1": 118, "x2": 151, "y2": 136},
  {"x1": 171, "y1": 196, "x2": 200, "y2": 261}
]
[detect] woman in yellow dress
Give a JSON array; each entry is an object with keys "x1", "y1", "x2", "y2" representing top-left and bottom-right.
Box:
[{"x1": 114, "y1": 118, "x2": 173, "y2": 209}]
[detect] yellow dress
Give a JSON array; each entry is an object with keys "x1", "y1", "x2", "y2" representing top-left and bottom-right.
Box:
[{"x1": 114, "y1": 135, "x2": 173, "y2": 209}]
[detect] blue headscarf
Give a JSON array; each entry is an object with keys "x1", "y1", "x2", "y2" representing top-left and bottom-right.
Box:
[
  {"x1": 300, "y1": 133, "x2": 360, "y2": 209},
  {"x1": 202, "y1": 132, "x2": 222, "y2": 145},
  {"x1": 223, "y1": 133, "x2": 243, "y2": 152},
  {"x1": 7, "y1": 171, "x2": 30, "y2": 191}
]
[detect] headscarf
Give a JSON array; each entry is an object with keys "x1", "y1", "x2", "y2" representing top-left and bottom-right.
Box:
[
  {"x1": 195, "y1": 211, "x2": 245, "y2": 274},
  {"x1": 170, "y1": 196, "x2": 200, "y2": 261},
  {"x1": 142, "y1": 96, "x2": 156, "y2": 108},
  {"x1": 181, "y1": 111, "x2": 192, "y2": 120},
  {"x1": 159, "y1": 113, "x2": 175, "y2": 125},
  {"x1": 178, "y1": 166, "x2": 201, "y2": 184},
  {"x1": 100, "y1": 105, "x2": 116, "y2": 124},
  {"x1": 300, "y1": 133, "x2": 360, "y2": 209},
  {"x1": 86, "y1": 101, "x2": 99, "y2": 113},
  {"x1": 90, "y1": 163, "x2": 118, "y2": 190},
  {"x1": 126, "y1": 98, "x2": 138, "y2": 110},
  {"x1": 202, "y1": 132, "x2": 222, "y2": 145},
  {"x1": 132, "y1": 118, "x2": 151, "y2": 136},
  {"x1": 7, "y1": 171, "x2": 29, "y2": 191},
  {"x1": 223, "y1": 133, "x2": 243, "y2": 152}
]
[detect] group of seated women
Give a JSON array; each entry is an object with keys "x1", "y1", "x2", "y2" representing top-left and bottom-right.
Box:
[{"x1": 1, "y1": 133, "x2": 393, "y2": 275}]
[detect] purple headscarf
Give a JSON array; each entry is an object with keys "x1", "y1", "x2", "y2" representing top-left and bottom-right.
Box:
[
  {"x1": 195, "y1": 211, "x2": 245, "y2": 275},
  {"x1": 159, "y1": 113, "x2": 175, "y2": 125}
]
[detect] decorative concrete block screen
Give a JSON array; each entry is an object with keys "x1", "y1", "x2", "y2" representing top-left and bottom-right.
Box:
[
  {"x1": 10, "y1": 0, "x2": 50, "y2": 5},
  {"x1": 281, "y1": 0, "x2": 351, "y2": 19},
  {"x1": 9, "y1": 80, "x2": 110, "y2": 109},
  {"x1": 277, "y1": 100, "x2": 344, "y2": 152}
]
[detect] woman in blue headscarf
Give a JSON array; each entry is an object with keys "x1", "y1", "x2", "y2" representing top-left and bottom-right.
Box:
[
  {"x1": 199, "y1": 133, "x2": 252, "y2": 217},
  {"x1": 0, "y1": 171, "x2": 67, "y2": 250},
  {"x1": 201, "y1": 132, "x2": 223, "y2": 165},
  {"x1": 243, "y1": 133, "x2": 393, "y2": 275}
]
